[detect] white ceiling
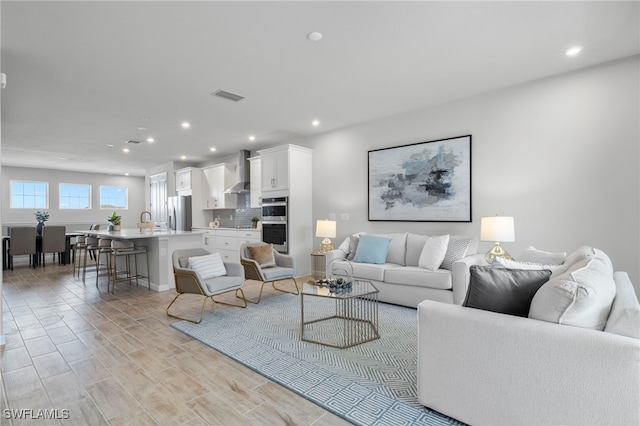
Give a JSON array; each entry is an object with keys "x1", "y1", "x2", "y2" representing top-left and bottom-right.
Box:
[{"x1": 2, "y1": 1, "x2": 639, "y2": 176}]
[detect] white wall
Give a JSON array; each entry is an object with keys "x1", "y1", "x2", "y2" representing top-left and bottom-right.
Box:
[
  {"x1": 1, "y1": 166, "x2": 145, "y2": 230},
  {"x1": 302, "y1": 56, "x2": 640, "y2": 293}
]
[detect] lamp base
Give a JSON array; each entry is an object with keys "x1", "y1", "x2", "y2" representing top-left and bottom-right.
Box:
[
  {"x1": 319, "y1": 238, "x2": 334, "y2": 253},
  {"x1": 485, "y1": 242, "x2": 511, "y2": 263}
]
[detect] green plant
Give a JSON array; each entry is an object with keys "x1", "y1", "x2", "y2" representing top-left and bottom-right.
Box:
[
  {"x1": 107, "y1": 211, "x2": 122, "y2": 225},
  {"x1": 35, "y1": 211, "x2": 49, "y2": 222},
  {"x1": 250, "y1": 216, "x2": 260, "y2": 223}
]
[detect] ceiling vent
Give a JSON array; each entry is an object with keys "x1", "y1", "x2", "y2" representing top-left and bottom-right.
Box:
[
  {"x1": 125, "y1": 139, "x2": 142, "y2": 145},
  {"x1": 211, "y1": 89, "x2": 245, "y2": 102}
]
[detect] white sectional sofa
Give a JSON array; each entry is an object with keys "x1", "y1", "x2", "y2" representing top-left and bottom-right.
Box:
[
  {"x1": 325, "y1": 232, "x2": 484, "y2": 308},
  {"x1": 417, "y1": 246, "x2": 640, "y2": 425}
]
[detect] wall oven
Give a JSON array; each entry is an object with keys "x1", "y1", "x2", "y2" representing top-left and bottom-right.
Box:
[{"x1": 261, "y1": 196, "x2": 288, "y2": 253}]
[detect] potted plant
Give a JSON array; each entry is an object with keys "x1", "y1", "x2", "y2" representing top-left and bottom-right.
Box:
[
  {"x1": 34, "y1": 211, "x2": 49, "y2": 235},
  {"x1": 108, "y1": 211, "x2": 122, "y2": 231},
  {"x1": 250, "y1": 216, "x2": 260, "y2": 229}
]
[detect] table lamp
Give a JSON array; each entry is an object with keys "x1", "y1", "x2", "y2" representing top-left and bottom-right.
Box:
[
  {"x1": 316, "y1": 219, "x2": 336, "y2": 253},
  {"x1": 480, "y1": 215, "x2": 515, "y2": 263}
]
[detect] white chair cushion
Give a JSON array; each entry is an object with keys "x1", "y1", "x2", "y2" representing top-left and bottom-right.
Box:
[
  {"x1": 189, "y1": 252, "x2": 227, "y2": 279},
  {"x1": 418, "y1": 235, "x2": 450, "y2": 271},
  {"x1": 492, "y1": 257, "x2": 564, "y2": 276},
  {"x1": 519, "y1": 246, "x2": 567, "y2": 265}
]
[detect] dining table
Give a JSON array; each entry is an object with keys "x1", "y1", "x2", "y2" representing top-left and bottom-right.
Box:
[{"x1": 2, "y1": 231, "x2": 84, "y2": 270}]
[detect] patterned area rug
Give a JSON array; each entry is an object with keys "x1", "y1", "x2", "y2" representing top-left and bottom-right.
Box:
[{"x1": 171, "y1": 294, "x2": 463, "y2": 426}]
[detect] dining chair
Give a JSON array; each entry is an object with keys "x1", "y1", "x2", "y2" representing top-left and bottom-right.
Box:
[
  {"x1": 40, "y1": 225, "x2": 67, "y2": 267},
  {"x1": 8, "y1": 226, "x2": 38, "y2": 270},
  {"x1": 239, "y1": 242, "x2": 299, "y2": 304}
]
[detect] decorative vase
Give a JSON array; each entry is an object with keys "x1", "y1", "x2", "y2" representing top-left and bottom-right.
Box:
[{"x1": 36, "y1": 221, "x2": 45, "y2": 235}]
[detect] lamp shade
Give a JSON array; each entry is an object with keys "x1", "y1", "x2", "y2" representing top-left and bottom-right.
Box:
[
  {"x1": 480, "y1": 216, "x2": 515, "y2": 242},
  {"x1": 315, "y1": 220, "x2": 336, "y2": 238}
]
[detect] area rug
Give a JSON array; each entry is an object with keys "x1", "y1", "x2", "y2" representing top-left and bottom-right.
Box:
[{"x1": 171, "y1": 294, "x2": 463, "y2": 426}]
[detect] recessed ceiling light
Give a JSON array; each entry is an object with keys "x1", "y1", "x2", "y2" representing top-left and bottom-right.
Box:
[
  {"x1": 312, "y1": 120, "x2": 320, "y2": 127},
  {"x1": 146, "y1": 137, "x2": 155, "y2": 143},
  {"x1": 181, "y1": 121, "x2": 191, "y2": 129},
  {"x1": 249, "y1": 135, "x2": 256, "y2": 141},
  {"x1": 210, "y1": 147, "x2": 216, "y2": 152},
  {"x1": 122, "y1": 148, "x2": 130, "y2": 153},
  {"x1": 180, "y1": 155, "x2": 187, "y2": 160},
  {"x1": 125, "y1": 173, "x2": 129, "y2": 176},
  {"x1": 59, "y1": 157, "x2": 67, "y2": 160},
  {"x1": 565, "y1": 46, "x2": 583, "y2": 56},
  {"x1": 137, "y1": 126, "x2": 147, "y2": 131},
  {"x1": 106, "y1": 143, "x2": 115, "y2": 147},
  {"x1": 307, "y1": 31, "x2": 323, "y2": 42}
]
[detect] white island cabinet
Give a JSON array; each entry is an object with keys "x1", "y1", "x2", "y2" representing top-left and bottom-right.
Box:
[{"x1": 79, "y1": 229, "x2": 204, "y2": 292}]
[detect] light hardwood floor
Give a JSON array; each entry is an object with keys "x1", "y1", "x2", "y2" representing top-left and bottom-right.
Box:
[{"x1": 1, "y1": 257, "x2": 351, "y2": 425}]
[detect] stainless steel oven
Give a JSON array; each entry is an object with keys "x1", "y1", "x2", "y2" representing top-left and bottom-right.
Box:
[{"x1": 261, "y1": 197, "x2": 288, "y2": 253}]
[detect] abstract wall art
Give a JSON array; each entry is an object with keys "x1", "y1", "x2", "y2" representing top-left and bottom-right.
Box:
[{"x1": 368, "y1": 135, "x2": 471, "y2": 222}]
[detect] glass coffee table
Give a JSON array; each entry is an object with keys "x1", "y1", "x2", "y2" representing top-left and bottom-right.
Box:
[{"x1": 301, "y1": 280, "x2": 379, "y2": 348}]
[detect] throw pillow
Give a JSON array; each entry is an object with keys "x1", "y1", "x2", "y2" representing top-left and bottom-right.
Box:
[
  {"x1": 440, "y1": 236, "x2": 472, "y2": 270},
  {"x1": 352, "y1": 234, "x2": 391, "y2": 264},
  {"x1": 519, "y1": 246, "x2": 566, "y2": 265},
  {"x1": 347, "y1": 235, "x2": 360, "y2": 261},
  {"x1": 418, "y1": 235, "x2": 450, "y2": 271},
  {"x1": 463, "y1": 266, "x2": 552, "y2": 317},
  {"x1": 492, "y1": 257, "x2": 564, "y2": 276},
  {"x1": 247, "y1": 244, "x2": 276, "y2": 268},
  {"x1": 188, "y1": 253, "x2": 227, "y2": 279},
  {"x1": 528, "y1": 249, "x2": 616, "y2": 331}
]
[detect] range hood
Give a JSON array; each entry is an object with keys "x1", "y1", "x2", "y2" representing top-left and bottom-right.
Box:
[{"x1": 223, "y1": 150, "x2": 251, "y2": 194}]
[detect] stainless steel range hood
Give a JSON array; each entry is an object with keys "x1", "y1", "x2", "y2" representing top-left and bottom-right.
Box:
[{"x1": 223, "y1": 150, "x2": 250, "y2": 194}]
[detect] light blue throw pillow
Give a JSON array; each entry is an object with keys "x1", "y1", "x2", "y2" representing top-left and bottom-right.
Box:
[{"x1": 352, "y1": 234, "x2": 391, "y2": 264}]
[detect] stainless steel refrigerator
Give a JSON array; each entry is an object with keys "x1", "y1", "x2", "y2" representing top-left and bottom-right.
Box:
[{"x1": 168, "y1": 195, "x2": 192, "y2": 231}]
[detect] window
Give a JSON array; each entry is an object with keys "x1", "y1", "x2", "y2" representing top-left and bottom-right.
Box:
[
  {"x1": 59, "y1": 183, "x2": 91, "y2": 209},
  {"x1": 10, "y1": 180, "x2": 48, "y2": 208},
  {"x1": 100, "y1": 186, "x2": 128, "y2": 209}
]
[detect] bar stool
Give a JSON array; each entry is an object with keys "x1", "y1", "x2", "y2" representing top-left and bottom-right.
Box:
[
  {"x1": 95, "y1": 238, "x2": 113, "y2": 288},
  {"x1": 82, "y1": 236, "x2": 100, "y2": 282},
  {"x1": 73, "y1": 235, "x2": 87, "y2": 278},
  {"x1": 109, "y1": 240, "x2": 150, "y2": 294}
]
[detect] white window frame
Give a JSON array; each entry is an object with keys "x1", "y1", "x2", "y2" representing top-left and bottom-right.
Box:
[
  {"x1": 99, "y1": 185, "x2": 128, "y2": 210},
  {"x1": 10, "y1": 180, "x2": 49, "y2": 209},
  {"x1": 59, "y1": 183, "x2": 92, "y2": 210}
]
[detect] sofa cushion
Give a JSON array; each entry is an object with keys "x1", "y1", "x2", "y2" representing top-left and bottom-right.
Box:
[
  {"x1": 419, "y1": 235, "x2": 450, "y2": 271},
  {"x1": 332, "y1": 260, "x2": 386, "y2": 282},
  {"x1": 346, "y1": 235, "x2": 360, "y2": 261},
  {"x1": 188, "y1": 252, "x2": 227, "y2": 279},
  {"x1": 528, "y1": 248, "x2": 616, "y2": 330},
  {"x1": 385, "y1": 266, "x2": 452, "y2": 289},
  {"x1": 440, "y1": 236, "x2": 473, "y2": 270},
  {"x1": 352, "y1": 234, "x2": 391, "y2": 264},
  {"x1": 247, "y1": 244, "x2": 276, "y2": 268},
  {"x1": 492, "y1": 257, "x2": 564, "y2": 276},
  {"x1": 406, "y1": 233, "x2": 430, "y2": 266},
  {"x1": 374, "y1": 233, "x2": 408, "y2": 265},
  {"x1": 463, "y1": 266, "x2": 552, "y2": 317},
  {"x1": 604, "y1": 272, "x2": 640, "y2": 339},
  {"x1": 519, "y1": 246, "x2": 567, "y2": 265}
]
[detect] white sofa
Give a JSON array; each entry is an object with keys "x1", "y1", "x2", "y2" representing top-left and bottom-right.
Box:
[
  {"x1": 325, "y1": 232, "x2": 484, "y2": 308},
  {"x1": 417, "y1": 247, "x2": 640, "y2": 425}
]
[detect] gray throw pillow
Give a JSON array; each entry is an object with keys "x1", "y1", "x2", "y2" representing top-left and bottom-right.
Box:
[
  {"x1": 463, "y1": 266, "x2": 552, "y2": 317},
  {"x1": 347, "y1": 235, "x2": 360, "y2": 261}
]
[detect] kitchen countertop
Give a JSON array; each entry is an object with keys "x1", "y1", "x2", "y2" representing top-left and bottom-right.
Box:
[
  {"x1": 76, "y1": 229, "x2": 202, "y2": 239},
  {"x1": 192, "y1": 227, "x2": 261, "y2": 231}
]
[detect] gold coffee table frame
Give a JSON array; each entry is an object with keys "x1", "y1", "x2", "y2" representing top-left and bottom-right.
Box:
[{"x1": 301, "y1": 280, "x2": 379, "y2": 348}]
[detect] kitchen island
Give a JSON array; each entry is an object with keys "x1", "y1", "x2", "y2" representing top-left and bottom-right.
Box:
[{"x1": 78, "y1": 228, "x2": 204, "y2": 291}]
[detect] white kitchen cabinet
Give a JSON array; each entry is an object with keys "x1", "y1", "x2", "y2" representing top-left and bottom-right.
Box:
[
  {"x1": 215, "y1": 229, "x2": 238, "y2": 262},
  {"x1": 260, "y1": 147, "x2": 289, "y2": 192},
  {"x1": 237, "y1": 229, "x2": 261, "y2": 246},
  {"x1": 202, "y1": 163, "x2": 234, "y2": 209},
  {"x1": 175, "y1": 167, "x2": 200, "y2": 193},
  {"x1": 202, "y1": 231, "x2": 216, "y2": 253},
  {"x1": 249, "y1": 156, "x2": 262, "y2": 208}
]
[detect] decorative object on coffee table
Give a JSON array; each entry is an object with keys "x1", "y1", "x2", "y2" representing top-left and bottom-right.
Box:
[{"x1": 480, "y1": 215, "x2": 515, "y2": 262}]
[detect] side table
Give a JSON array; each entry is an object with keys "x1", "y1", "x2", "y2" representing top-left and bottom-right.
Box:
[{"x1": 310, "y1": 252, "x2": 326, "y2": 280}]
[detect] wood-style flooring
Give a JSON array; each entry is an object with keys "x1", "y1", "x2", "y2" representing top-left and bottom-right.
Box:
[{"x1": 1, "y1": 257, "x2": 351, "y2": 425}]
